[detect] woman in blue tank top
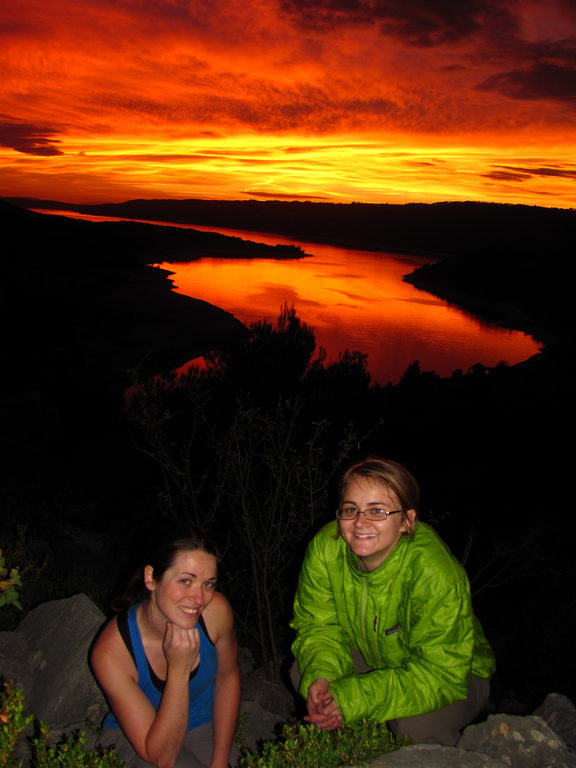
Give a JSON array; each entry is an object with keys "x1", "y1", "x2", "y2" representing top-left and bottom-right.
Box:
[{"x1": 91, "y1": 524, "x2": 240, "y2": 768}]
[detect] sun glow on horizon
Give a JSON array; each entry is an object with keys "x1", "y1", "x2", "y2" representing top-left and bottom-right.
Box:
[
  {"x1": 1, "y1": 0, "x2": 575, "y2": 207},
  {"x1": 2, "y1": 132, "x2": 575, "y2": 208}
]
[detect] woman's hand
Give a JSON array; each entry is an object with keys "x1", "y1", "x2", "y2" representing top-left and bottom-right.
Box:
[
  {"x1": 162, "y1": 621, "x2": 200, "y2": 676},
  {"x1": 305, "y1": 678, "x2": 343, "y2": 731}
]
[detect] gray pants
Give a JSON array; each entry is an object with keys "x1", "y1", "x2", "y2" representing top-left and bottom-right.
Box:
[
  {"x1": 290, "y1": 653, "x2": 490, "y2": 747},
  {"x1": 388, "y1": 673, "x2": 490, "y2": 746},
  {"x1": 100, "y1": 722, "x2": 232, "y2": 768}
]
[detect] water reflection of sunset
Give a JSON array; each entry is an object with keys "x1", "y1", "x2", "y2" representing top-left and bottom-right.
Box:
[
  {"x1": 160, "y1": 228, "x2": 540, "y2": 383},
  {"x1": 2, "y1": 1, "x2": 576, "y2": 207}
]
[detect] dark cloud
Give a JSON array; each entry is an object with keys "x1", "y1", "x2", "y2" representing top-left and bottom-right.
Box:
[
  {"x1": 100, "y1": 0, "x2": 192, "y2": 22},
  {"x1": 482, "y1": 170, "x2": 530, "y2": 181},
  {"x1": 477, "y1": 62, "x2": 576, "y2": 102},
  {"x1": 244, "y1": 190, "x2": 331, "y2": 199},
  {"x1": 329, "y1": 288, "x2": 366, "y2": 301},
  {"x1": 280, "y1": 0, "x2": 517, "y2": 47},
  {"x1": 281, "y1": 143, "x2": 377, "y2": 153},
  {"x1": 495, "y1": 164, "x2": 576, "y2": 179},
  {"x1": 119, "y1": 154, "x2": 235, "y2": 162},
  {"x1": 0, "y1": 118, "x2": 63, "y2": 155},
  {"x1": 341, "y1": 98, "x2": 394, "y2": 113}
]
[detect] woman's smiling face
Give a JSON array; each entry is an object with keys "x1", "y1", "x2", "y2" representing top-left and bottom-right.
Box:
[
  {"x1": 338, "y1": 475, "x2": 415, "y2": 571},
  {"x1": 145, "y1": 549, "x2": 218, "y2": 628}
]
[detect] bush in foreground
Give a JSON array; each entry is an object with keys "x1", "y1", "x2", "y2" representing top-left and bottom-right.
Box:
[
  {"x1": 0, "y1": 681, "x2": 125, "y2": 768},
  {"x1": 240, "y1": 720, "x2": 407, "y2": 768}
]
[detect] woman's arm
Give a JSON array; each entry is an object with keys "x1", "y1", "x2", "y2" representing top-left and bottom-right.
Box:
[
  {"x1": 144, "y1": 622, "x2": 201, "y2": 766},
  {"x1": 91, "y1": 618, "x2": 198, "y2": 768},
  {"x1": 290, "y1": 526, "x2": 354, "y2": 698},
  {"x1": 208, "y1": 593, "x2": 240, "y2": 768},
  {"x1": 329, "y1": 579, "x2": 480, "y2": 723}
]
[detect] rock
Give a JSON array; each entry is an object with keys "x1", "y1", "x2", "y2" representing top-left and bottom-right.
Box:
[
  {"x1": 459, "y1": 713, "x2": 576, "y2": 768},
  {"x1": 366, "y1": 744, "x2": 506, "y2": 768},
  {"x1": 0, "y1": 630, "x2": 32, "y2": 695},
  {"x1": 535, "y1": 693, "x2": 576, "y2": 749},
  {"x1": 237, "y1": 646, "x2": 255, "y2": 677},
  {"x1": 16, "y1": 594, "x2": 108, "y2": 729},
  {"x1": 238, "y1": 698, "x2": 287, "y2": 752},
  {"x1": 241, "y1": 677, "x2": 295, "y2": 719},
  {"x1": 239, "y1": 676, "x2": 297, "y2": 753}
]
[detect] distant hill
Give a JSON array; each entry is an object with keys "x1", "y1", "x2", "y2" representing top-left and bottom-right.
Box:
[
  {"x1": 6, "y1": 196, "x2": 575, "y2": 260},
  {"x1": 7, "y1": 196, "x2": 575, "y2": 344}
]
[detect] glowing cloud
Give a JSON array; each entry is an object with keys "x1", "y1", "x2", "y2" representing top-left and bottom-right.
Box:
[{"x1": 1, "y1": 0, "x2": 575, "y2": 204}]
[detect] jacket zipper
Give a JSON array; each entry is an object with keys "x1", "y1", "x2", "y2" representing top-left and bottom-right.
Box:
[{"x1": 359, "y1": 577, "x2": 369, "y2": 653}]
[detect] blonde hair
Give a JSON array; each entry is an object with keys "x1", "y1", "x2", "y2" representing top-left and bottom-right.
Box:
[{"x1": 340, "y1": 456, "x2": 419, "y2": 535}]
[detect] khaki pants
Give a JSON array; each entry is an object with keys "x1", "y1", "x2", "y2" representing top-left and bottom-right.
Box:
[
  {"x1": 100, "y1": 722, "x2": 239, "y2": 768},
  {"x1": 388, "y1": 673, "x2": 490, "y2": 746}
]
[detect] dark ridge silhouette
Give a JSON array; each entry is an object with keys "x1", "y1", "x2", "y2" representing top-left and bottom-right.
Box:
[
  {"x1": 6, "y1": 195, "x2": 575, "y2": 347},
  {"x1": 0, "y1": 199, "x2": 306, "y2": 263},
  {"x1": 6, "y1": 196, "x2": 575, "y2": 260},
  {"x1": 1, "y1": 200, "x2": 276, "y2": 399}
]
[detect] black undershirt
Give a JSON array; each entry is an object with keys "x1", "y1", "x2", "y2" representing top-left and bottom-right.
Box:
[{"x1": 117, "y1": 609, "x2": 213, "y2": 693}]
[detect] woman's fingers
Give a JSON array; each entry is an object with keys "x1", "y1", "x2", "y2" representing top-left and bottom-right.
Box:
[
  {"x1": 304, "y1": 710, "x2": 342, "y2": 731},
  {"x1": 306, "y1": 677, "x2": 342, "y2": 731},
  {"x1": 163, "y1": 623, "x2": 200, "y2": 671}
]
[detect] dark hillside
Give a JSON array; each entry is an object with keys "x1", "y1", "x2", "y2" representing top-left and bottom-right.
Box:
[
  {"x1": 9, "y1": 197, "x2": 575, "y2": 260},
  {"x1": 0, "y1": 201, "x2": 309, "y2": 397}
]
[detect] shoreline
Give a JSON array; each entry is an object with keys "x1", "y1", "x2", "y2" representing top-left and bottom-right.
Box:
[{"x1": 403, "y1": 272, "x2": 553, "y2": 351}]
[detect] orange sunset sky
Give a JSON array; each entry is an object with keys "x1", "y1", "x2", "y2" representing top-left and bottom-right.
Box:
[{"x1": 1, "y1": 0, "x2": 575, "y2": 206}]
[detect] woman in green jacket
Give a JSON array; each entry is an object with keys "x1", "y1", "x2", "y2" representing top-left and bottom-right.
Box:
[{"x1": 291, "y1": 457, "x2": 495, "y2": 746}]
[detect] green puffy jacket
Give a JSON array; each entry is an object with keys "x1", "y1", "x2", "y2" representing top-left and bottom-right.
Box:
[{"x1": 291, "y1": 521, "x2": 495, "y2": 723}]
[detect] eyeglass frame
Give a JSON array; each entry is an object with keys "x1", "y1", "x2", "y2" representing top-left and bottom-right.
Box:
[{"x1": 336, "y1": 507, "x2": 403, "y2": 522}]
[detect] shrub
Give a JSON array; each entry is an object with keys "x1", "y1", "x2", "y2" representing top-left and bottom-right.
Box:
[
  {"x1": 0, "y1": 551, "x2": 23, "y2": 611},
  {"x1": 239, "y1": 720, "x2": 407, "y2": 768},
  {"x1": 30, "y1": 723, "x2": 126, "y2": 768},
  {"x1": 0, "y1": 681, "x2": 127, "y2": 768},
  {"x1": 0, "y1": 681, "x2": 33, "y2": 768}
]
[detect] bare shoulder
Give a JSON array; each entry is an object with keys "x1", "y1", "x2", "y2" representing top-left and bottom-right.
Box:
[
  {"x1": 203, "y1": 591, "x2": 234, "y2": 643},
  {"x1": 91, "y1": 615, "x2": 120, "y2": 659},
  {"x1": 91, "y1": 615, "x2": 136, "y2": 685}
]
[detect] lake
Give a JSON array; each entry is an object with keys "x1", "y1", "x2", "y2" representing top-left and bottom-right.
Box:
[
  {"x1": 35, "y1": 210, "x2": 541, "y2": 384},
  {"x1": 157, "y1": 224, "x2": 540, "y2": 384}
]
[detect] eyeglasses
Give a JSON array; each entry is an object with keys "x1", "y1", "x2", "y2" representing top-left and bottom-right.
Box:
[{"x1": 336, "y1": 507, "x2": 403, "y2": 521}]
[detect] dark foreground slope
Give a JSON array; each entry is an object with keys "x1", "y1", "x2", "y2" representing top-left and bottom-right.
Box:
[{"x1": 1, "y1": 202, "x2": 309, "y2": 397}]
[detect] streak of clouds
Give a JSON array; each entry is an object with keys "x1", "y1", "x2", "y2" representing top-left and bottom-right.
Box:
[{"x1": 0, "y1": 0, "x2": 575, "y2": 205}]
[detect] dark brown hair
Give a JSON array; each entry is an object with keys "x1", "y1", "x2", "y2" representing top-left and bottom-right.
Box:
[{"x1": 114, "y1": 522, "x2": 219, "y2": 610}]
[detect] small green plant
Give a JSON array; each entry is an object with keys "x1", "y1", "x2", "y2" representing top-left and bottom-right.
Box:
[
  {"x1": 0, "y1": 682, "x2": 125, "y2": 768},
  {"x1": 30, "y1": 723, "x2": 126, "y2": 768},
  {"x1": 0, "y1": 681, "x2": 34, "y2": 768},
  {"x1": 234, "y1": 711, "x2": 250, "y2": 754},
  {"x1": 239, "y1": 720, "x2": 407, "y2": 768},
  {"x1": 0, "y1": 551, "x2": 23, "y2": 611}
]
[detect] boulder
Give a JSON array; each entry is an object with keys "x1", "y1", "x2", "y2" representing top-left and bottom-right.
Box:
[
  {"x1": 239, "y1": 676, "x2": 297, "y2": 751},
  {"x1": 459, "y1": 713, "x2": 576, "y2": 768},
  {"x1": 0, "y1": 630, "x2": 31, "y2": 695},
  {"x1": 367, "y1": 743, "x2": 506, "y2": 767},
  {"x1": 535, "y1": 693, "x2": 576, "y2": 750},
  {"x1": 241, "y1": 677, "x2": 295, "y2": 720},
  {"x1": 15, "y1": 593, "x2": 107, "y2": 729}
]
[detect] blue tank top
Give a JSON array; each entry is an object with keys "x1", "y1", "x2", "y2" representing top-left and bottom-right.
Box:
[{"x1": 103, "y1": 603, "x2": 217, "y2": 730}]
